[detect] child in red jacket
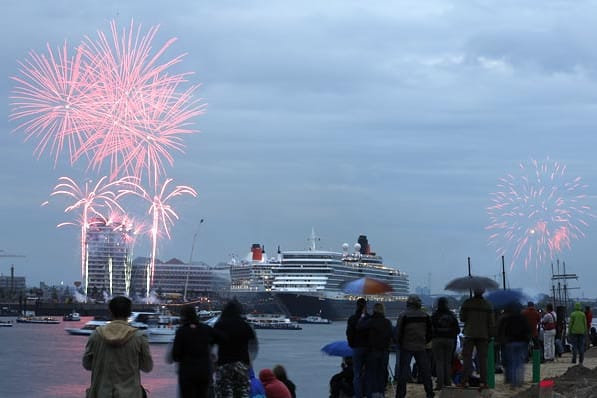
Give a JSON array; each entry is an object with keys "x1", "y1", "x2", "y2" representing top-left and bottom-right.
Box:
[{"x1": 259, "y1": 368, "x2": 291, "y2": 398}]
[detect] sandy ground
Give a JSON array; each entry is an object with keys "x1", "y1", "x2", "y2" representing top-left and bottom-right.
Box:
[{"x1": 387, "y1": 347, "x2": 597, "y2": 397}]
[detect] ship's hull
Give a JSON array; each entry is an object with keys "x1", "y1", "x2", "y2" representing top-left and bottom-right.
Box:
[
  {"x1": 225, "y1": 291, "x2": 286, "y2": 314},
  {"x1": 274, "y1": 293, "x2": 406, "y2": 321}
]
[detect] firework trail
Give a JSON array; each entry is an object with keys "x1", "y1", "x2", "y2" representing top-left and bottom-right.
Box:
[
  {"x1": 119, "y1": 177, "x2": 197, "y2": 295},
  {"x1": 487, "y1": 158, "x2": 594, "y2": 269},
  {"x1": 50, "y1": 176, "x2": 134, "y2": 292},
  {"x1": 11, "y1": 19, "x2": 204, "y2": 184}
]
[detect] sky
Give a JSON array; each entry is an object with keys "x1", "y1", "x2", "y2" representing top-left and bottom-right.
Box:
[{"x1": 1, "y1": 1, "x2": 597, "y2": 298}]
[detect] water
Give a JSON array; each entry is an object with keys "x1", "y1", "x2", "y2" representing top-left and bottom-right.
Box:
[{"x1": 0, "y1": 317, "x2": 346, "y2": 397}]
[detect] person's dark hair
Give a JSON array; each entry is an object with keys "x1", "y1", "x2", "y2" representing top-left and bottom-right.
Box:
[
  {"x1": 527, "y1": 301, "x2": 535, "y2": 308},
  {"x1": 272, "y1": 364, "x2": 288, "y2": 381},
  {"x1": 356, "y1": 297, "x2": 366, "y2": 312},
  {"x1": 437, "y1": 297, "x2": 449, "y2": 312},
  {"x1": 180, "y1": 305, "x2": 199, "y2": 325},
  {"x1": 109, "y1": 296, "x2": 132, "y2": 319},
  {"x1": 221, "y1": 299, "x2": 244, "y2": 319},
  {"x1": 546, "y1": 303, "x2": 553, "y2": 312},
  {"x1": 372, "y1": 302, "x2": 385, "y2": 315}
]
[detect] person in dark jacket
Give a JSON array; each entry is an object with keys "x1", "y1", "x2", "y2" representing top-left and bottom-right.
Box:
[
  {"x1": 497, "y1": 302, "x2": 531, "y2": 387},
  {"x1": 330, "y1": 357, "x2": 355, "y2": 398},
  {"x1": 346, "y1": 297, "x2": 369, "y2": 398},
  {"x1": 259, "y1": 368, "x2": 291, "y2": 398},
  {"x1": 214, "y1": 299, "x2": 258, "y2": 398},
  {"x1": 459, "y1": 289, "x2": 494, "y2": 390},
  {"x1": 395, "y1": 294, "x2": 434, "y2": 398},
  {"x1": 272, "y1": 365, "x2": 296, "y2": 398},
  {"x1": 358, "y1": 302, "x2": 393, "y2": 398},
  {"x1": 431, "y1": 297, "x2": 460, "y2": 391},
  {"x1": 172, "y1": 305, "x2": 220, "y2": 398}
]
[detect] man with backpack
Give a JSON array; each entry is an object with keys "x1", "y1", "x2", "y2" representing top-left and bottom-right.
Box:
[{"x1": 346, "y1": 298, "x2": 370, "y2": 398}]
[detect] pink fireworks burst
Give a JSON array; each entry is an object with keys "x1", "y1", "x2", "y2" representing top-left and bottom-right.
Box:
[
  {"x1": 50, "y1": 176, "x2": 134, "y2": 286},
  {"x1": 119, "y1": 177, "x2": 197, "y2": 294},
  {"x1": 76, "y1": 19, "x2": 204, "y2": 184},
  {"x1": 10, "y1": 42, "x2": 95, "y2": 165},
  {"x1": 11, "y1": 19, "x2": 205, "y2": 183},
  {"x1": 487, "y1": 158, "x2": 594, "y2": 269}
]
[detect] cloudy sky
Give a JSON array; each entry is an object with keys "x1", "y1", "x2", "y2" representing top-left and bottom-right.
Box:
[{"x1": 1, "y1": 1, "x2": 597, "y2": 298}]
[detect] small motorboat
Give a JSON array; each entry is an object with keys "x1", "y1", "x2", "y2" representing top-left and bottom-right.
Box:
[
  {"x1": 0, "y1": 320, "x2": 13, "y2": 327},
  {"x1": 63, "y1": 312, "x2": 81, "y2": 321},
  {"x1": 297, "y1": 315, "x2": 332, "y2": 324},
  {"x1": 16, "y1": 316, "x2": 60, "y2": 324},
  {"x1": 245, "y1": 314, "x2": 302, "y2": 330},
  {"x1": 65, "y1": 319, "x2": 108, "y2": 335}
]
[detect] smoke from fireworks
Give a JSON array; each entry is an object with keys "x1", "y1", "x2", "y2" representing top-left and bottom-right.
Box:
[{"x1": 487, "y1": 158, "x2": 594, "y2": 269}]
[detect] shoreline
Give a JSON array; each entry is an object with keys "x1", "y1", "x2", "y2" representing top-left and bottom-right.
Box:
[{"x1": 395, "y1": 346, "x2": 597, "y2": 397}]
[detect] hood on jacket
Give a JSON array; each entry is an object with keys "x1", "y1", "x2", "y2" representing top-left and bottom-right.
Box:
[
  {"x1": 96, "y1": 320, "x2": 138, "y2": 346},
  {"x1": 575, "y1": 302, "x2": 583, "y2": 311},
  {"x1": 259, "y1": 368, "x2": 276, "y2": 384}
]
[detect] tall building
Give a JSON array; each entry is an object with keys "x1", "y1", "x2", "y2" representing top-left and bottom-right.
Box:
[{"x1": 85, "y1": 217, "x2": 134, "y2": 297}]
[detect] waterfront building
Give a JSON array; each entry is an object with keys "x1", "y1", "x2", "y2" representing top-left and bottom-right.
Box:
[
  {"x1": 0, "y1": 274, "x2": 26, "y2": 291},
  {"x1": 85, "y1": 217, "x2": 134, "y2": 297},
  {"x1": 130, "y1": 257, "x2": 231, "y2": 298}
]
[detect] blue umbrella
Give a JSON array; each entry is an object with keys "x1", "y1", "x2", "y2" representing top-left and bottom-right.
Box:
[
  {"x1": 321, "y1": 340, "x2": 353, "y2": 357},
  {"x1": 484, "y1": 289, "x2": 528, "y2": 310}
]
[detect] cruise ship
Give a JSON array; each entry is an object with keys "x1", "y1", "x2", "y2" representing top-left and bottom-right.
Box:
[{"x1": 229, "y1": 233, "x2": 409, "y2": 320}]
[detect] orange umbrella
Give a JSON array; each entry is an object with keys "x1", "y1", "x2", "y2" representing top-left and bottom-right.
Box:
[{"x1": 342, "y1": 277, "x2": 393, "y2": 295}]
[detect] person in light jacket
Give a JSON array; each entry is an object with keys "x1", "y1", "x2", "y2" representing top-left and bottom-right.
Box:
[{"x1": 83, "y1": 296, "x2": 153, "y2": 398}]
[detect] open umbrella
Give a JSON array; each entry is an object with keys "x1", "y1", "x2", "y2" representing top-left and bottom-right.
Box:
[
  {"x1": 342, "y1": 277, "x2": 393, "y2": 295},
  {"x1": 321, "y1": 340, "x2": 353, "y2": 357},
  {"x1": 445, "y1": 275, "x2": 499, "y2": 292},
  {"x1": 484, "y1": 289, "x2": 528, "y2": 310}
]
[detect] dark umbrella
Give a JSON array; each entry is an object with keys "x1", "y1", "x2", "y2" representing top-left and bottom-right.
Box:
[
  {"x1": 321, "y1": 340, "x2": 353, "y2": 357},
  {"x1": 342, "y1": 277, "x2": 393, "y2": 295},
  {"x1": 445, "y1": 275, "x2": 499, "y2": 292},
  {"x1": 484, "y1": 289, "x2": 528, "y2": 310}
]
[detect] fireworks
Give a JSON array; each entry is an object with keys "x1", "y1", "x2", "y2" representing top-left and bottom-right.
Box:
[
  {"x1": 11, "y1": 19, "x2": 204, "y2": 185},
  {"x1": 11, "y1": 20, "x2": 203, "y2": 297},
  {"x1": 77, "y1": 20, "x2": 204, "y2": 184},
  {"x1": 487, "y1": 158, "x2": 594, "y2": 269},
  {"x1": 119, "y1": 177, "x2": 197, "y2": 292},
  {"x1": 50, "y1": 176, "x2": 133, "y2": 289},
  {"x1": 10, "y1": 43, "x2": 93, "y2": 165}
]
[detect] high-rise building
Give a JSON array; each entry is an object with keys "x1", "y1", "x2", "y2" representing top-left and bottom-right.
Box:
[{"x1": 85, "y1": 217, "x2": 134, "y2": 297}]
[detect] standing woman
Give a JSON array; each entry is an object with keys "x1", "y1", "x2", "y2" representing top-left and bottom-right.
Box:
[
  {"x1": 358, "y1": 302, "x2": 393, "y2": 398},
  {"x1": 214, "y1": 299, "x2": 258, "y2": 398},
  {"x1": 430, "y1": 297, "x2": 460, "y2": 391},
  {"x1": 172, "y1": 305, "x2": 220, "y2": 398}
]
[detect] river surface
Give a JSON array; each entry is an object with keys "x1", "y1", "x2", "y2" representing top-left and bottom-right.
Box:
[{"x1": 0, "y1": 317, "x2": 349, "y2": 397}]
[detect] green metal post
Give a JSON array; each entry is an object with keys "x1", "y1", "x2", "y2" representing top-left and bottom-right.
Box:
[
  {"x1": 487, "y1": 338, "x2": 495, "y2": 388},
  {"x1": 532, "y1": 349, "x2": 541, "y2": 383}
]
